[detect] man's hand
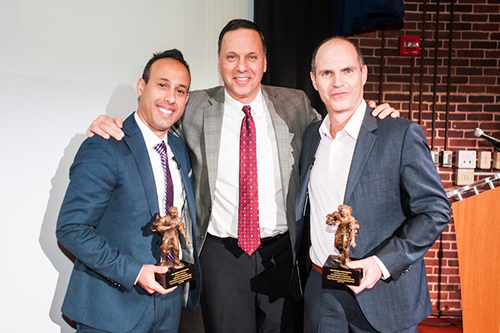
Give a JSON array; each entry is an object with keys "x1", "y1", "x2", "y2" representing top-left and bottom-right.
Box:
[
  {"x1": 346, "y1": 256, "x2": 382, "y2": 294},
  {"x1": 86, "y1": 115, "x2": 125, "y2": 141},
  {"x1": 368, "y1": 101, "x2": 400, "y2": 119},
  {"x1": 136, "y1": 264, "x2": 177, "y2": 295}
]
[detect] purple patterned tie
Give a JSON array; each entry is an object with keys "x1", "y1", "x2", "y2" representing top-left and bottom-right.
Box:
[
  {"x1": 154, "y1": 141, "x2": 174, "y2": 215},
  {"x1": 238, "y1": 105, "x2": 261, "y2": 255}
]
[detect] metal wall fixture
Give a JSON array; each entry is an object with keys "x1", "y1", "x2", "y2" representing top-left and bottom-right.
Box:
[{"x1": 447, "y1": 173, "x2": 500, "y2": 201}]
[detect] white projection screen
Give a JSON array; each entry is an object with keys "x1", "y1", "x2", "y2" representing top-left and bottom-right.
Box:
[{"x1": 0, "y1": 1, "x2": 252, "y2": 331}]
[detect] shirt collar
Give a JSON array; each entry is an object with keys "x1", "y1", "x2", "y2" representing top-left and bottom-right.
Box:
[
  {"x1": 224, "y1": 88, "x2": 264, "y2": 119},
  {"x1": 134, "y1": 112, "x2": 165, "y2": 149},
  {"x1": 318, "y1": 114, "x2": 332, "y2": 139},
  {"x1": 344, "y1": 100, "x2": 366, "y2": 140},
  {"x1": 319, "y1": 100, "x2": 366, "y2": 141}
]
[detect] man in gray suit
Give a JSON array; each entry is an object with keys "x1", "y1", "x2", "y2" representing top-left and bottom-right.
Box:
[
  {"x1": 296, "y1": 37, "x2": 451, "y2": 332},
  {"x1": 88, "y1": 20, "x2": 397, "y2": 333}
]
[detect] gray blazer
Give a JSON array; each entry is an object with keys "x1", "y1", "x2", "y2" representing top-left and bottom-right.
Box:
[
  {"x1": 175, "y1": 85, "x2": 320, "y2": 255},
  {"x1": 296, "y1": 106, "x2": 451, "y2": 331}
]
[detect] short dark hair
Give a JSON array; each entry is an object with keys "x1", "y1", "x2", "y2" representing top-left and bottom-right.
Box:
[
  {"x1": 217, "y1": 19, "x2": 267, "y2": 56},
  {"x1": 142, "y1": 49, "x2": 191, "y2": 85},
  {"x1": 310, "y1": 36, "x2": 365, "y2": 75}
]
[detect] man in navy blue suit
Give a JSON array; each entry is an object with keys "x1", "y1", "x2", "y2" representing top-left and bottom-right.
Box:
[
  {"x1": 295, "y1": 37, "x2": 451, "y2": 332},
  {"x1": 57, "y1": 49, "x2": 201, "y2": 332}
]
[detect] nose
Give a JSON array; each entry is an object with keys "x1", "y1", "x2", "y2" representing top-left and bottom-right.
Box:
[
  {"x1": 332, "y1": 74, "x2": 344, "y2": 88},
  {"x1": 164, "y1": 88, "x2": 175, "y2": 103},
  {"x1": 235, "y1": 58, "x2": 248, "y2": 72},
  {"x1": 332, "y1": 75, "x2": 344, "y2": 87}
]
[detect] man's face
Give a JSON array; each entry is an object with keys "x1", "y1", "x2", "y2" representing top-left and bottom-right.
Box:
[
  {"x1": 310, "y1": 39, "x2": 367, "y2": 117},
  {"x1": 218, "y1": 28, "x2": 267, "y2": 104},
  {"x1": 136, "y1": 58, "x2": 190, "y2": 139}
]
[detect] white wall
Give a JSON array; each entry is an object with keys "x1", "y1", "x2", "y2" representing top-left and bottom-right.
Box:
[{"x1": 0, "y1": 1, "x2": 252, "y2": 331}]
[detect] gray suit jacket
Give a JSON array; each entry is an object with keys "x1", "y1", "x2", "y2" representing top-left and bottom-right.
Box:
[
  {"x1": 296, "y1": 106, "x2": 451, "y2": 331},
  {"x1": 176, "y1": 85, "x2": 319, "y2": 256}
]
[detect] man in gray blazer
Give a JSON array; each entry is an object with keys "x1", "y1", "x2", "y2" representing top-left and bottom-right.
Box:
[
  {"x1": 295, "y1": 37, "x2": 451, "y2": 332},
  {"x1": 88, "y1": 20, "x2": 397, "y2": 333}
]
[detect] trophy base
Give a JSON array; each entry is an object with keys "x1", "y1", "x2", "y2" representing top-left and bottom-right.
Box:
[
  {"x1": 322, "y1": 255, "x2": 363, "y2": 287},
  {"x1": 155, "y1": 261, "x2": 196, "y2": 289}
]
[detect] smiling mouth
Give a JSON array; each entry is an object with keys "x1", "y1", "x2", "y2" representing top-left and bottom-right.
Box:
[
  {"x1": 235, "y1": 77, "x2": 250, "y2": 82},
  {"x1": 158, "y1": 106, "x2": 173, "y2": 115}
]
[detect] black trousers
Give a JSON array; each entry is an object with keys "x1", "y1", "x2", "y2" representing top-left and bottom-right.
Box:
[{"x1": 199, "y1": 232, "x2": 303, "y2": 333}]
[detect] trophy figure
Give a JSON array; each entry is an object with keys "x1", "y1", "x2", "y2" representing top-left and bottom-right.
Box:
[
  {"x1": 322, "y1": 204, "x2": 363, "y2": 286},
  {"x1": 151, "y1": 207, "x2": 195, "y2": 288},
  {"x1": 326, "y1": 204, "x2": 359, "y2": 268}
]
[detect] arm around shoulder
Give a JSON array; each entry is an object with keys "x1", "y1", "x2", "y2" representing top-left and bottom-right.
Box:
[{"x1": 86, "y1": 114, "x2": 124, "y2": 141}]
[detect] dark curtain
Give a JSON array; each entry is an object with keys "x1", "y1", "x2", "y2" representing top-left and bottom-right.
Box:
[
  {"x1": 333, "y1": 0, "x2": 405, "y2": 37},
  {"x1": 254, "y1": 0, "x2": 404, "y2": 115}
]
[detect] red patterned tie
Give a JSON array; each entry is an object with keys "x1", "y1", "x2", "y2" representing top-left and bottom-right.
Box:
[
  {"x1": 238, "y1": 105, "x2": 260, "y2": 255},
  {"x1": 154, "y1": 141, "x2": 174, "y2": 215}
]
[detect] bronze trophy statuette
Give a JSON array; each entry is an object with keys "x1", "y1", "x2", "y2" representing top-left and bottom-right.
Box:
[
  {"x1": 151, "y1": 206, "x2": 195, "y2": 289},
  {"x1": 322, "y1": 204, "x2": 363, "y2": 287}
]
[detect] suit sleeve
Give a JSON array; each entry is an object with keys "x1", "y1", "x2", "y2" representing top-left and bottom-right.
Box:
[
  {"x1": 375, "y1": 122, "x2": 451, "y2": 279},
  {"x1": 56, "y1": 137, "x2": 143, "y2": 291}
]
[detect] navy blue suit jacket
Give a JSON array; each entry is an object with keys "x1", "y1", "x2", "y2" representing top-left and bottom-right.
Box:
[
  {"x1": 295, "y1": 106, "x2": 451, "y2": 332},
  {"x1": 57, "y1": 114, "x2": 201, "y2": 332}
]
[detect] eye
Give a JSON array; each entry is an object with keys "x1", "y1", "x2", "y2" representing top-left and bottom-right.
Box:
[
  {"x1": 159, "y1": 83, "x2": 166, "y2": 88},
  {"x1": 345, "y1": 69, "x2": 353, "y2": 74},
  {"x1": 227, "y1": 55, "x2": 236, "y2": 60},
  {"x1": 322, "y1": 71, "x2": 331, "y2": 76},
  {"x1": 177, "y1": 89, "x2": 186, "y2": 95}
]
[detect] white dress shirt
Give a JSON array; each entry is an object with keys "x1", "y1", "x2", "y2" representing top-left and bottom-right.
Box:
[
  {"x1": 308, "y1": 101, "x2": 366, "y2": 267},
  {"x1": 135, "y1": 112, "x2": 185, "y2": 215},
  {"x1": 308, "y1": 101, "x2": 390, "y2": 279},
  {"x1": 207, "y1": 89, "x2": 287, "y2": 238},
  {"x1": 135, "y1": 113, "x2": 196, "y2": 303}
]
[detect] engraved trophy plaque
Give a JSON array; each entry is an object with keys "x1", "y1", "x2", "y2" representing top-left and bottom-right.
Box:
[
  {"x1": 151, "y1": 207, "x2": 195, "y2": 288},
  {"x1": 322, "y1": 204, "x2": 363, "y2": 287}
]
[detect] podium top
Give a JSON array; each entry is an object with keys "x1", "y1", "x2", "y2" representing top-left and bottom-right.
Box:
[{"x1": 447, "y1": 173, "x2": 500, "y2": 201}]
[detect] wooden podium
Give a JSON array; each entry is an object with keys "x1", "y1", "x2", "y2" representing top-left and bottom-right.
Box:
[{"x1": 450, "y1": 177, "x2": 500, "y2": 332}]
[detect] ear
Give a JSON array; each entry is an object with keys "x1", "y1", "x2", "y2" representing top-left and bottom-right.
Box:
[
  {"x1": 217, "y1": 56, "x2": 221, "y2": 74},
  {"x1": 263, "y1": 56, "x2": 267, "y2": 73},
  {"x1": 310, "y1": 71, "x2": 318, "y2": 91},
  {"x1": 137, "y1": 78, "x2": 146, "y2": 97},
  {"x1": 362, "y1": 65, "x2": 368, "y2": 86}
]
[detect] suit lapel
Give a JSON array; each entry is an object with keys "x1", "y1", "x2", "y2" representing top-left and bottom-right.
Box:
[
  {"x1": 123, "y1": 115, "x2": 158, "y2": 215},
  {"x1": 203, "y1": 87, "x2": 225, "y2": 199},
  {"x1": 299, "y1": 122, "x2": 321, "y2": 215},
  {"x1": 302, "y1": 123, "x2": 322, "y2": 191},
  {"x1": 168, "y1": 133, "x2": 198, "y2": 258},
  {"x1": 167, "y1": 132, "x2": 195, "y2": 219},
  {"x1": 344, "y1": 107, "x2": 378, "y2": 204},
  {"x1": 262, "y1": 86, "x2": 294, "y2": 202},
  {"x1": 167, "y1": 132, "x2": 188, "y2": 194}
]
